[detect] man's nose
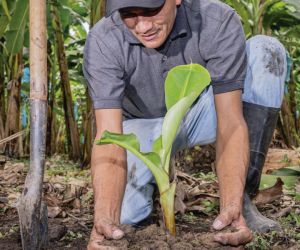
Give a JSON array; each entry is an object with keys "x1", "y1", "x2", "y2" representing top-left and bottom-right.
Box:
[{"x1": 135, "y1": 16, "x2": 153, "y2": 34}]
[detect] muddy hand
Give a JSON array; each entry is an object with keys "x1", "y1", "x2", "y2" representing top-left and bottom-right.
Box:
[
  {"x1": 212, "y1": 205, "x2": 252, "y2": 246},
  {"x1": 87, "y1": 220, "x2": 124, "y2": 250}
]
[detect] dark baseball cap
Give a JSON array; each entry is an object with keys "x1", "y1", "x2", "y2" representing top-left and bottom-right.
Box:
[{"x1": 106, "y1": 0, "x2": 166, "y2": 17}]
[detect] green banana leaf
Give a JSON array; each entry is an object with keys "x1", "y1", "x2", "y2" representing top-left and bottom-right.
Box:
[
  {"x1": 161, "y1": 92, "x2": 199, "y2": 171},
  {"x1": 4, "y1": 0, "x2": 28, "y2": 55},
  {"x1": 161, "y1": 64, "x2": 211, "y2": 170},
  {"x1": 260, "y1": 174, "x2": 298, "y2": 189},
  {"x1": 1, "y1": 0, "x2": 11, "y2": 20},
  {"x1": 283, "y1": 0, "x2": 300, "y2": 19},
  {"x1": 270, "y1": 167, "x2": 300, "y2": 176},
  {"x1": 0, "y1": 15, "x2": 9, "y2": 38},
  {"x1": 165, "y1": 64, "x2": 211, "y2": 110},
  {"x1": 97, "y1": 131, "x2": 170, "y2": 192}
]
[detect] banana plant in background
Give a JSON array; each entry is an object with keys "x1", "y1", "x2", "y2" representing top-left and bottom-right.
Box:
[
  {"x1": 223, "y1": 0, "x2": 300, "y2": 148},
  {"x1": 97, "y1": 64, "x2": 211, "y2": 236},
  {"x1": 223, "y1": 0, "x2": 300, "y2": 37},
  {"x1": 0, "y1": 0, "x2": 29, "y2": 156}
]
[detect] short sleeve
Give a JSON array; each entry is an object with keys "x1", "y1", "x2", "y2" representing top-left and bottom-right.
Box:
[
  {"x1": 83, "y1": 33, "x2": 125, "y2": 109},
  {"x1": 205, "y1": 11, "x2": 247, "y2": 94}
]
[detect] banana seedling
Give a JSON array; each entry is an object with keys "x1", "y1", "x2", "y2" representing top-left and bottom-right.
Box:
[{"x1": 96, "y1": 64, "x2": 211, "y2": 236}]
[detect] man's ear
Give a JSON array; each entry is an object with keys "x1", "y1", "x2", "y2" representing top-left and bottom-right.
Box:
[{"x1": 176, "y1": 0, "x2": 182, "y2": 6}]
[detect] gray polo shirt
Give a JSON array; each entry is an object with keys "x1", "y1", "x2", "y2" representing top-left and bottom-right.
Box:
[{"x1": 83, "y1": 0, "x2": 247, "y2": 119}]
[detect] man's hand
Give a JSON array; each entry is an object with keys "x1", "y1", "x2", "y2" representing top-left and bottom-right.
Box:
[
  {"x1": 88, "y1": 219, "x2": 124, "y2": 250},
  {"x1": 213, "y1": 90, "x2": 252, "y2": 246},
  {"x1": 88, "y1": 109, "x2": 126, "y2": 250},
  {"x1": 213, "y1": 204, "x2": 252, "y2": 246}
]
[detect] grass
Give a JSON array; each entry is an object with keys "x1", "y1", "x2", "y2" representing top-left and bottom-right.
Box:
[{"x1": 192, "y1": 171, "x2": 217, "y2": 181}]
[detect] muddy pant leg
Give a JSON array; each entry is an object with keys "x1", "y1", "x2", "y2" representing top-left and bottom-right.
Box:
[
  {"x1": 243, "y1": 35, "x2": 287, "y2": 108},
  {"x1": 242, "y1": 35, "x2": 287, "y2": 232},
  {"x1": 242, "y1": 35, "x2": 287, "y2": 196}
]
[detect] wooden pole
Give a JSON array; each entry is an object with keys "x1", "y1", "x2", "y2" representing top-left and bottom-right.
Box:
[{"x1": 17, "y1": 0, "x2": 48, "y2": 249}]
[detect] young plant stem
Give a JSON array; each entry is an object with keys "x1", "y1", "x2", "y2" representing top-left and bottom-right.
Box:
[{"x1": 160, "y1": 182, "x2": 176, "y2": 236}]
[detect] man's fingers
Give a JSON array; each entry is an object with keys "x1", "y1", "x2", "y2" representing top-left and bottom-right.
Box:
[
  {"x1": 213, "y1": 227, "x2": 253, "y2": 246},
  {"x1": 213, "y1": 211, "x2": 233, "y2": 230},
  {"x1": 88, "y1": 227, "x2": 105, "y2": 250},
  {"x1": 88, "y1": 226, "x2": 122, "y2": 250},
  {"x1": 87, "y1": 241, "x2": 117, "y2": 250},
  {"x1": 90, "y1": 227, "x2": 105, "y2": 242},
  {"x1": 102, "y1": 225, "x2": 124, "y2": 240},
  {"x1": 95, "y1": 223, "x2": 125, "y2": 240}
]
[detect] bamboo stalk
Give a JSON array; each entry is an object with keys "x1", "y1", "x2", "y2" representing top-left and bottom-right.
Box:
[{"x1": 17, "y1": 0, "x2": 48, "y2": 249}]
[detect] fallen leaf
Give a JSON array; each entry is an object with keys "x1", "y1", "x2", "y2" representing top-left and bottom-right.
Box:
[
  {"x1": 49, "y1": 224, "x2": 67, "y2": 241},
  {"x1": 44, "y1": 194, "x2": 62, "y2": 207},
  {"x1": 48, "y1": 206, "x2": 62, "y2": 218},
  {"x1": 7, "y1": 192, "x2": 21, "y2": 206},
  {"x1": 273, "y1": 206, "x2": 293, "y2": 218},
  {"x1": 264, "y1": 148, "x2": 300, "y2": 173},
  {"x1": 73, "y1": 197, "x2": 81, "y2": 209},
  {"x1": 253, "y1": 178, "x2": 283, "y2": 205},
  {"x1": 175, "y1": 182, "x2": 187, "y2": 213}
]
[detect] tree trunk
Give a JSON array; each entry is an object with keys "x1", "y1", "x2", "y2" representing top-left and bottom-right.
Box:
[
  {"x1": 49, "y1": 47, "x2": 58, "y2": 156},
  {"x1": 46, "y1": 40, "x2": 54, "y2": 156},
  {"x1": 4, "y1": 54, "x2": 22, "y2": 157},
  {"x1": 0, "y1": 115, "x2": 4, "y2": 140},
  {"x1": 82, "y1": 0, "x2": 106, "y2": 167},
  {"x1": 51, "y1": 2, "x2": 82, "y2": 162},
  {"x1": 82, "y1": 90, "x2": 93, "y2": 167},
  {"x1": 17, "y1": 0, "x2": 48, "y2": 249},
  {"x1": 91, "y1": 0, "x2": 106, "y2": 26},
  {"x1": 279, "y1": 97, "x2": 300, "y2": 147},
  {"x1": 0, "y1": 56, "x2": 5, "y2": 140}
]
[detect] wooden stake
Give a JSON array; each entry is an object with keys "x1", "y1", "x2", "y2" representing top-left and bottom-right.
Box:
[{"x1": 17, "y1": 0, "x2": 48, "y2": 249}]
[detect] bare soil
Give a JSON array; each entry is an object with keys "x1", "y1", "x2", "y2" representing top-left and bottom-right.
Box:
[{"x1": 0, "y1": 145, "x2": 299, "y2": 249}]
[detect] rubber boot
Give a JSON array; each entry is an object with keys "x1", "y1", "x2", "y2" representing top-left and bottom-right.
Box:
[{"x1": 242, "y1": 102, "x2": 282, "y2": 232}]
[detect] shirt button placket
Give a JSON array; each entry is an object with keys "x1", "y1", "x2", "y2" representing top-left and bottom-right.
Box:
[{"x1": 162, "y1": 55, "x2": 169, "y2": 78}]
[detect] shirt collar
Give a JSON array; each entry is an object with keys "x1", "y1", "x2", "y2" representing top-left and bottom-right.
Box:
[{"x1": 121, "y1": 4, "x2": 189, "y2": 45}]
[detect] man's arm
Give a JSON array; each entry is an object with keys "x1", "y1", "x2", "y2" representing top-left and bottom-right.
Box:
[
  {"x1": 88, "y1": 109, "x2": 126, "y2": 250},
  {"x1": 212, "y1": 90, "x2": 253, "y2": 245}
]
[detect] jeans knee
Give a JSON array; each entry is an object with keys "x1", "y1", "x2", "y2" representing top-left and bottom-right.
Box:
[
  {"x1": 243, "y1": 35, "x2": 287, "y2": 108},
  {"x1": 247, "y1": 35, "x2": 286, "y2": 78},
  {"x1": 120, "y1": 196, "x2": 153, "y2": 225},
  {"x1": 120, "y1": 183, "x2": 154, "y2": 225}
]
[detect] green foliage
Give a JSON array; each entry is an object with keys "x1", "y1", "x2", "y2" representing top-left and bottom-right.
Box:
[
  {"x1": 193, "y1": 171, "x2": 217, "y2": 181},
  {"x1": 260, "y1": 174, "x2": 298, "y2": 189},
  {"x1": 4, "y1": 0, "x2": 28, "y2": 55},
  {"x1": 223, "y1": 0, "x2": 300, "y2": 37},
  {"x1": 1, "y1": 0, "x2": 11, "y2": 21},
  {"x1": 180, "y1": 212, "x2": 198, "y2": 223},
  {"x1": 246, "y1": 232, "x2": 276, "y2": 250},
  {"x1": 99, "y1": 131, "x2": 169, "y2": 191},
  {"x1": 201, "y1": 199, "x2": 218, "y2": 213}
]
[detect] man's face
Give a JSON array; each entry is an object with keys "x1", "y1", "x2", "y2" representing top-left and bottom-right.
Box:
[{"x1": 120, "y1": 0, "x2": 182, "y2": 49}]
